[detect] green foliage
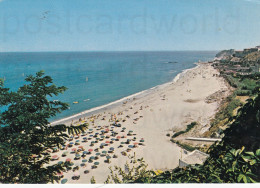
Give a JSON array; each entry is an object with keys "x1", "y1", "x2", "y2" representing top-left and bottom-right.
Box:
[
  {"x1": 90, "y1": 176, "x2": 96, "y2": 184},
  {"x1": 0, "y1": 71, "x2": 87, "y2": 183},
  {"x1": 172, "y1": 122, "x2": 197, "y2": 138},
  {"x1": 224, "y1": 74, "x2": 260, "y2": 97},
  {"x1": 174, "y1": 141, "x2": 197, "y2": 152},
  {"x1": 105, "y1": 153, "x2": 154, "y2": 184},
  {"x1": 145, "y1": 147, "x2": 259, "y2": 183},
  {"x1": 225, "y1": 98, "x2": 242, "y2": 118}
]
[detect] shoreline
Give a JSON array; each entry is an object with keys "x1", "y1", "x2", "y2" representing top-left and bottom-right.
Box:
[
  {"x1": 49, "y1": 60, "x2": 229, "y2": 183},
  {"x1": 51, "y1": 62, "x2": 201, "y2": 126}
]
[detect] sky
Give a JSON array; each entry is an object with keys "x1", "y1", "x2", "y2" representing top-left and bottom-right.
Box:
[{"x1": 0, "y1": 0, "x2": 260, "y2": 52}]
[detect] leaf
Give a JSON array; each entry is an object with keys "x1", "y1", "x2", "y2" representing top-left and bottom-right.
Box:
[
  {"x1": 248, "y1": 177, "x2": 257, "y2": 183},
  {"x1": 241, "y1": 155, "x2": 251, "y2": 162},
  {"x1": 249, "y1": 159, "x2": 256, "y2": 165},
  {"x1": 256, "y1": 149, "x2": 260, "y2": 156},
  {"x1": 242, "y1": 175, "x2": 247, "y2": 183},
  {"x1": 245, "y1": 152, "x2": 255, "y2": 156},
  {"x1": 239, "y1": 146, "x2": 245, "y2": 155},
  {"x1": 238, "y1": 174, "x2": 244, "y2": 182}
]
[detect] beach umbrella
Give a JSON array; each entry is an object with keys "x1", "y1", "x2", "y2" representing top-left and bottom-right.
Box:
[
  {"x1": 74, "y1": 134, "x2": 79, "y2": 139},
  {"x1": 78, "y1": 146, "x2": 83, "y2": 149},
  {"x1": 58, "y1": 161, "x2": 63, "y2": 165},
  {"x1": 72, "y1": 148, "x2": 77, "y2": 152},
  {"x1": 116, "y1": 136, "x2": 121, "y2": 139},
  {"x1": 106, "y1": 156, "x2": 111, "y2": 159},
  {"x1": 90, "y1": 156, "x2": 95, "y2": 160},
  {"x1": 105, "y1": 128, "x2": 109, "y2": 132},
  {"x1": 76, "y1": 140, "x2": 80, "y2": 143},
  {"x1": 89, "y1": 129, "x2": 93, "y2": 131},
  {"x1": 91, "y1": 141, "x2": 95, "y2": 144},
  {"x1": 73, "y1": 171, "x2": 80, "y2": 177},
  {"x1": 128, "y1": 145, "x2": 134, "y2": 148},
  {"x1": 62, "y1": 151, "x2": 68, "y2": 156},
  {"x1": 101, "y1": 143, "x2": 106, "y2": 146},
  {"x1": 57, "y1": 172, "x2": 63, "y2": 177},
  {"x1": 129, "y1": 130, "x2": 133, "y2": 133},
  {"x1": 111, "y1": 138, "x2": 116, "y2": 141},
  {"x1": 122, "y1": 127, "x2": 126, "y2": 130},
  {"x1": 110, "y1": 147, "x2": 114, "y2": 151},
  {"x1": 80, "y1": 163, "x2": 86, "y2": 167},
  {"x1": 121, "y1": 142, "x2": 125, "y2": 144},
  {"x1": 52, "y1": 155, "x2": 59, "y2": 160},
  {"x1": 105, "y1": 141, "x2": 110, "y2": 144},
  {"x1": 75, "y1": 153, "x2": 81, "y2": 158},
  {"x1": 88, "y1": 149, "x2": 93, "y2": 152},
  {"x1": 89, "y1": 134, "x2": 93, "y2": 137},
  {"x1": 83, "y1": 151, "x2": 88, "y2": 155},
  {"x1": 94, "y1": 162, "x2": 99, "y2": 166},
  {"x1": 140, "y1": 139, "x2": 145, "y2": 142},
  {"x1": 69, "y1": 142, "x2": 74, "y2": 145},
  {"x1": 83, "y1": 137, "x2": 87, "y2": 140},
  {"x1": 60, "y1": 145, "x2": 65, "y2": 150},
  {"x1": 61, "y1": 179, "x2": 68, "y2": 184},
  {"x1": 95, "y1": 132, "x2": 99, "y2": 135},
  {"x1": 101, "y1": 135, "x2": 105, "y2": 138},
  {"x1": 82, "y1": 159, "x2": 88, "y2": 163},
  {"x1": 66, "y1": 158, "x2": 72, "y2": 162},
  {"x1": 102, "y1": 151, "x2": 107, "y2": 154},
  {"x1": 96, "y1": 152, "x2": 100, "y2": 156}
]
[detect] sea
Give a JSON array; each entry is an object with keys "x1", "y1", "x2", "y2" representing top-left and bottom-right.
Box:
[{"x1": 0, "y1": 51, "x2": 217, "y2": 122}]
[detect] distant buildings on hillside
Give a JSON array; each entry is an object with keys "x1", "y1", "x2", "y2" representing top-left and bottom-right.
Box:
[{"x1": 212, "y1": 45, "x2": 260, "y2": 76}]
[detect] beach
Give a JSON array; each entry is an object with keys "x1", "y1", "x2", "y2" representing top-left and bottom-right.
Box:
[{"x1": 50, "y1": 62, "x2": 229, "y2": 184}]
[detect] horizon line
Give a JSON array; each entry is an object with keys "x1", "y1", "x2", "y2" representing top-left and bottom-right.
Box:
[{"x1": 0, "y1": 50, "x2": 220, "y2": 53}]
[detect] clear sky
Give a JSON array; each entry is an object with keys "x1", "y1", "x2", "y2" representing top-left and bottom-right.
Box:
[{"x1": 0, "y1": 0, "x2": 260, "y2": 52}]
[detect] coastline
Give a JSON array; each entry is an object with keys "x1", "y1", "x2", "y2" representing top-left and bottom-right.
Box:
[
  {"x1": 49, "y1": 61, "x2": 230, "y2": 183},
  {"x1": 51, "y1": 62, "x2": 200, "y2": 126}
]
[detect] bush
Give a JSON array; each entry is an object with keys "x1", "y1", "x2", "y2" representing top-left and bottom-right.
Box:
[{"x1": 172, "y1": 122, "x2": 197, "y2": 138}]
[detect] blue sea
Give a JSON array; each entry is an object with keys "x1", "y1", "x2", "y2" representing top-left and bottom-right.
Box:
[{"x1": 0, "y1": 51, "x2": 217, "y2": 122}]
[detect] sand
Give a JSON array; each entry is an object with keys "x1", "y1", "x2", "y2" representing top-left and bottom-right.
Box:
[{"x1": 49, "y1": 62, "x2": 228, "y2": 184}]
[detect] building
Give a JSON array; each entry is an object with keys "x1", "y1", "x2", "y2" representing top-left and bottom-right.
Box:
[
  {"x1": 230, "y1": 57, "x2": 241, "y2": 63},
  {"x1": 234, "y1": 50, "x2": 244, "y2": 58},
  {"x1": 179, "y1": 150, "x2": 209, "y2": 168},
  {"x1": 244, "y1": 48, "x2": 258, "y2": 54}
]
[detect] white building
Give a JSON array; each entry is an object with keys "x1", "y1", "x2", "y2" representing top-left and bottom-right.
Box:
[{"x1": 179, "y1": 149, "x2": 209, "y2": 168}]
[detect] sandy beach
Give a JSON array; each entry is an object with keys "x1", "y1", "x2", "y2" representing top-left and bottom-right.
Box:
[{"x1": 49, "y1": 62, "x2": 229, "y2": 184}]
